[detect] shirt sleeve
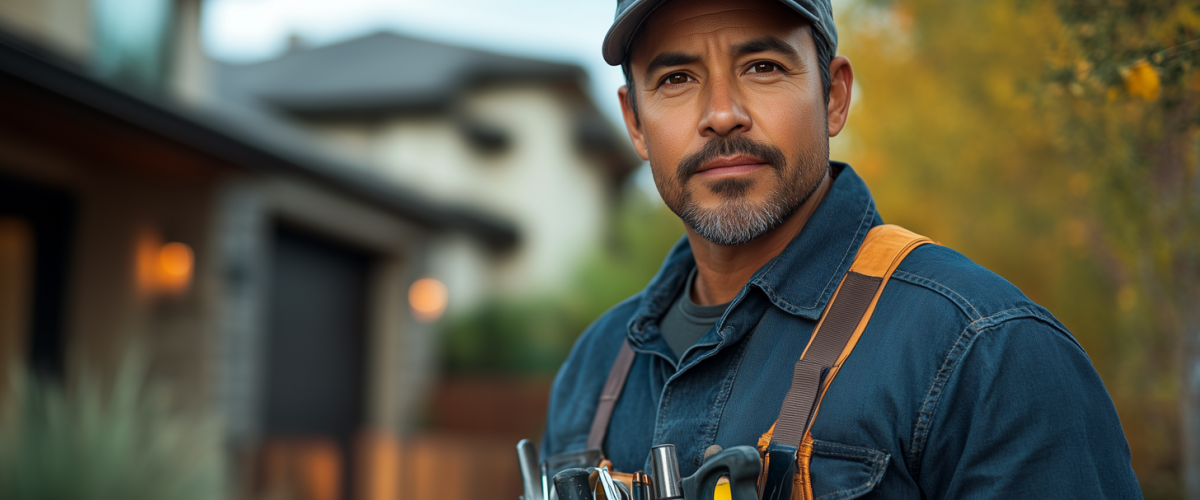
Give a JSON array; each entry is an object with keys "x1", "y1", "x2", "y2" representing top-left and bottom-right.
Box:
[{"x1": 917, "y1": 315, "x2": 1143, "y2": 499}]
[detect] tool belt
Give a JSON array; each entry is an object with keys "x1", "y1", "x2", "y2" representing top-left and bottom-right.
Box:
[{"x1": 534, "y1": 225, "x2": 933, "y2": 500}]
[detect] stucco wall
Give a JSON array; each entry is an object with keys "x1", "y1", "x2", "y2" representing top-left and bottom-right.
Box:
[{"x1": 304, "y1": 84, "x2": 610, "y2": 310}]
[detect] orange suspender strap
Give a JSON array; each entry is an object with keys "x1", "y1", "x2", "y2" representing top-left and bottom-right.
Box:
[{"x1": 760, "y1": 224, "x2": 932, "y2": 500}]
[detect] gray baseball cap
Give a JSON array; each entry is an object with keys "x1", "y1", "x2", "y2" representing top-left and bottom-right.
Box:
[{"x1": 601, "y1": 0, "x2": 838, "y2": 66}]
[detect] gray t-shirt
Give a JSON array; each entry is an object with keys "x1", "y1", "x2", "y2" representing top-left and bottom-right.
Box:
[{"x1": 660, "y1": 268, "x2": 731, "y2": 359}]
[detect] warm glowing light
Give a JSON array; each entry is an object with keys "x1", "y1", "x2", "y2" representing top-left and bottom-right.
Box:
[
  {"x1": 157, "y1": 242, "x2": 194, "y2": 293},
  {"x1": 408, "y1": 278, "x2": 448, "y2": 323},
  {"x1": 135, "y1": 230, "x2": 194, "y2": 297}
]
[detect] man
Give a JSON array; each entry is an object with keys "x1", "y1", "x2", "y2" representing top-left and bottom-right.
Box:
[{"x1": 542, "y1": 0, "x2": 1143, "y2": 497}]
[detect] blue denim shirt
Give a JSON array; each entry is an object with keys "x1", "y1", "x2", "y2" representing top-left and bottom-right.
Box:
[{"x1": 542, "y1": 164, "x2": 1142, "y2": 499}]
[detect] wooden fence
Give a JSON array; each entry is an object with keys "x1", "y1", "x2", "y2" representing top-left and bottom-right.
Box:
[{"x1": 249, "y1": 377, "x2": 551, "y2": 500}]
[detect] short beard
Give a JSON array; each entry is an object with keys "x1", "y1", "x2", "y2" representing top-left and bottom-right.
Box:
[{"x1": 658, "y1": 135, "x2": 828, "y2": 246}]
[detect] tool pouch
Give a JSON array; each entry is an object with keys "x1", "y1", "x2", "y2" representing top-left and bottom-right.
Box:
[
  {"x1": 591, "y1": 460, "x2": 636, "y2": 492},
  {"x1": 544, "y1": 449, "x2": 640, "y2": 499}
]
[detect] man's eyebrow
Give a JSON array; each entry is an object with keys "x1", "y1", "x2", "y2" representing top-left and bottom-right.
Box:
[
  {"x1": 644, "y1": 52, "x2": 700, "y2": 82},
  {"x1": 733, "y1": 36, "x2": 801, "y2": 60}
]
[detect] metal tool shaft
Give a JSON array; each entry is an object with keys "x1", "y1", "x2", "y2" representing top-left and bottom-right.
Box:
[
  {"x1": 517, "y1": 439, "x2": 542, "y2": 500},
  {"x1": 650, "y1": 444, "x2": 684, "y2": 500},
  {"x1": 598, "y1": 466, "x2": 620, "y2": 500}
]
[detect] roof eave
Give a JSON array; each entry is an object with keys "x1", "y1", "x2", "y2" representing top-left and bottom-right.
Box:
[{"x1": 0, "y1": 30, "x2": 519, "y2": 251}]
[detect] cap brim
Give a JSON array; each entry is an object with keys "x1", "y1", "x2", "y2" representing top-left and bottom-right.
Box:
[
  {"x1": 602, "y1": 0, "x2": 671, "y2": 66},
  {"x1": 601, "y1": 0, "x2": 825, "y2": 66}
]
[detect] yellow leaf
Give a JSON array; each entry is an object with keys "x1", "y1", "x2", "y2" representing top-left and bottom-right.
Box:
[{"x1": 1123, "y1": 61, "x2": 1161, "y2": 101}]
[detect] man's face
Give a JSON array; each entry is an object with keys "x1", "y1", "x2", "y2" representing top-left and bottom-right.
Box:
[{"x1": 620, "y1": 0, "x2": 835, "y2": 245}]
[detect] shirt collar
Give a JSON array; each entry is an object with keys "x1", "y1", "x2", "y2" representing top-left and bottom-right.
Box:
[
  {"x1": 628, "y1": 162, "x2": 881, "y2": 344},
  {"x1": 749, "y1": 162, "x2": 881, "y2": 320}
]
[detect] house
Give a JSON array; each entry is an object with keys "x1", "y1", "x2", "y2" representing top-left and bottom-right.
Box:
[
  {"x1": 0, "y1": 2, "x2": 640, "y2": 498},
  {"x1": 213, "y1": 32, "x2": 641, "y2": 310},
  {"x1": 0, "y1": 26, "x2": 517, "y2": 500}
]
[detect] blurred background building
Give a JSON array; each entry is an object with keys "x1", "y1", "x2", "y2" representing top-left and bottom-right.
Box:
[
  {"x1": 0, "y1": 0, "x2": 639, "y2": 499},
  {"x1": 2, "y1": 0, "x2": 1197, "y2": 499},
  {"x1": 0, "y1": 3, "x2": 521, "y2": 499},
  {"x1": 211, "y1": 32, "x2": 638, "y2": 309}
]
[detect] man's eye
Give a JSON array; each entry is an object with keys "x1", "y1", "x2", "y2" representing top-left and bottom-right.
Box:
[
  {"x1": 663, "y1": 73, "x2": 693, "y2": 85},
  {"x1": 748, "y1": 62, "x2": 780, "y2": 74}
]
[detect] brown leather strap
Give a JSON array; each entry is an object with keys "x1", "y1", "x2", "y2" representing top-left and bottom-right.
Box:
[
  {"x1": 769, "y1": 271, "x2": 881, "y2": 446},
  {"x1": 587, "y1": 339, "x2": 636, "y2": 451}
]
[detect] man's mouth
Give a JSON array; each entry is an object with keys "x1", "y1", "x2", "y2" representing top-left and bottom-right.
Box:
[{"x1": 694, "y1": 154, "x2": 769, "y2": 177}]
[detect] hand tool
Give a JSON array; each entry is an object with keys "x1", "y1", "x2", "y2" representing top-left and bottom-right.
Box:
[
  {"x1": 553, "y1": 468, "x2": 593, "y2": 500},
  {"x1": 541, "y1": 461, "x2": 552, "y2": 500},
  {"x1": 679, "y1": 445, "x2": 761, "y2": 500},
  {"x1": 517, "y1": 439, "x2": 543, "y2": 500},
  {"x1": 631, "y1": 472, "x2": 646, "y2": 500},
  {"x1": 544, "y1": 448, "x2": 601, "y2": 500},
  {"x1": 598, "y1": 466, "x2": 621, "y2": 500},
  {"x1": 650, "y1": 444, "x2": 684, "y2": 500}
]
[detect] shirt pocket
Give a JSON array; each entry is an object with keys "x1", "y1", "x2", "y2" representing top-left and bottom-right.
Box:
[{"x1": 809, "y1": 439, "x2": 890, "y2": 500}]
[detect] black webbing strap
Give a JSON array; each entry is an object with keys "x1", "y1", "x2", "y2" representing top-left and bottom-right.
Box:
[
  {"x1": 587, "y1": 339, "x2": 636, "y2": 451},
  {"x1": 770, "y1": 271, "x2": 883, "y2": 445}
]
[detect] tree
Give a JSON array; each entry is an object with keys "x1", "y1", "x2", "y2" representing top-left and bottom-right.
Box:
[{"x1": 837, "y1": 0, "x2": 1199, "y2": 496}]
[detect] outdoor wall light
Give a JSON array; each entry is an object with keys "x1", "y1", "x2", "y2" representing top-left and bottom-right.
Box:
[
  {"x1": 136, "y1": 231, "x2": 194, "y2": 297},
  {"x1": 408, "y1": 277, "x2": 448, "y2": 323}
]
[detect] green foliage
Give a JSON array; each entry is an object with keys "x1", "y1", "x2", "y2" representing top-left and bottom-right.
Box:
[
  {"x1": 441, "y1": 193, "x2": 683, "y2": 376},
  {"x1": 1050, "y1": 0, "x2": 1198, "y2": 95},
  {"x1": 1046, "y1": 0, "x2": 1200, "y2": 328},
  {"x1": 0, "y1": 358, "x2": 227, "y2": 500},
  {"x1": 1046, "y1": 0, "x2": 1200, "y2": 298},
  {"x1": 441, "y1": 297, "x2": 581, "y2": 375},
  {"x1": 570, "y1": 193, "x2": 688, "y2": 327}
]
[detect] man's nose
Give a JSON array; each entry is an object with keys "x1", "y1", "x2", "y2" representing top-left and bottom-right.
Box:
[{"x1": 698, "y1": 72, "x2": 751, "y2": 137}]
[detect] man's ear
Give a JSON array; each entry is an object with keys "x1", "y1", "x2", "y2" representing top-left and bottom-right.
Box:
[
  {"x1": 619, "y1": 85, "x2": 650, "y2": 161},
  {"x1": 826, "y1": 56, "x2": 854, "y2": 137}
]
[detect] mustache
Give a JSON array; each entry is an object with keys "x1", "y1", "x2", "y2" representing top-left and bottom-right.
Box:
[{"x1": 676, "y1": 136, "x2": 788, "y2": 183}]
